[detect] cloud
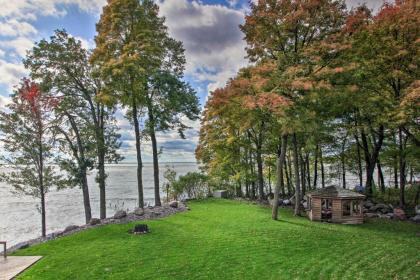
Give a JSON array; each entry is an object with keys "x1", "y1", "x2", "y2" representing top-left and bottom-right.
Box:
[
  {"x1": 0, "y1": 19, "x2": 38, "y2": 37},
  {"x1": 0, "y1": 0, "x2": 105, "y2": 20},
  {"x1": 345, "y1": 0, "x2": 385, "y2": 12},
  {"x1": 159, "y1": 0, "x2": 248, "y2": 94},
  {"x1": 0, "y1": 59, "x2": 27, "y2": 90},
  {"x1": 0, "y1": 37, "x2": 35, "y2": 57}
]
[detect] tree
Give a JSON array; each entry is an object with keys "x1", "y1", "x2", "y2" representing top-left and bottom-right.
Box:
[
  {"x1": 92, "y1": 0, "x2": 198, "y2": 207},
  {"x1": 145, "y1": 71, "x2": 200, "y2": 206},
  {"x1": 308, "y1": 0, "x2": 420, "y2": 202},
  {"x1": 0, "y1": 79, "x2": 63, "y2": 237},
  {"x1": 240, "y1": 0, "x2": 346, "y2": 215},
  {"x1": 24, "y1": 30, "x2": 122, "y2": 219}
]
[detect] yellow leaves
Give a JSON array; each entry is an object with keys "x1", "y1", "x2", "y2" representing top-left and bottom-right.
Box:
[
  {"x1": 96, "y1": 91, "x2": 115, "y2": 106},
  {"x1": 402, "y1": 80, "x2": 420, "y2": 107}
]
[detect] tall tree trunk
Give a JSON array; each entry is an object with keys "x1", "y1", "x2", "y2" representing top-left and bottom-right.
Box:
[
  {"x1": 39, "y1": 140, "x2": 46, "y2": 237},
  {"x1": 320, "y1": 146, "x2": 325, "y2": 188},
  {"x1": 399, "y1": 127, "x2": 406, "y2": 207},
  {"x1": 245, "y1": 148, "x2": 250, "y2": 198},
  {"x1": 377, "y1": 160, "x2": 385, "y2": 193},
  {"x1": 268, "y1": 164, "x2": 272, "y2": 194},
  {"x1": 300, "y1": 151, "x2": 306, "y2": 196},
  {"x1": 256, "y1": 143, "x2": 264, "y2": 200},
  {"x1": 393, "y1": 133, "x2": 399, "y2": 189},
  {"x1": 284, "y1": 157, "x2": 291, "y2": 196},
  {"x1": 148, "y1": 110, "x2": 161, "y2": 206},
  {"x1": 313, "y1": 145, "x2": 318, "y2": 188},
  {"x1": 287, "y1": 150, "x2": 294, "y2": 190},
  {"x1": 81, "y1": 169, "x2": 92, "y2": 223},
  {"x1": 132, "y1": 101, "x2": 144, "y2": 208},
  {"x1": 292, "y1": 134, "x2": 301, "y2": 216},
  {"x1": 250, "y1": 152, "x2": 256, "y2": 199},
  {"x1": 341, "y1": 157, "x2": 346, "y2": 189},
  {"x1": 96, "y1": 107, "x2": 107, "y2": 219},
  {"x1": 272, "y1": 134, "x2": 288, "y2": 220},
  {"x1": 360, "y1": 126, "x2": 384, "y2": 199},
  {"x1": 67, "y1": 114, "x2": 92, "y2": 223},
  {"x1": 305, "y1": 153, "x2": 310, "y2": 191},
  {"x1": 355, "y1": 134, "x2": 363, "y2": 186}
]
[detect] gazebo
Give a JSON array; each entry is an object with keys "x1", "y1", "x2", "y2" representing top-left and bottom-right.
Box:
[{"x1": 306, "y1": 185, "x2": 365, "y2": 224}]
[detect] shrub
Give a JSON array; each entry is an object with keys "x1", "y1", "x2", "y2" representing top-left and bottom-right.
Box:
[{"x1": 170, "y1": 172, "x2": 210, "y2": 200}]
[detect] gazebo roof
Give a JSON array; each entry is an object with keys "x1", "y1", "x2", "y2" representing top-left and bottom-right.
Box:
[{"x1": 307, "y1": 185, "x2": 365, "y2": 199}]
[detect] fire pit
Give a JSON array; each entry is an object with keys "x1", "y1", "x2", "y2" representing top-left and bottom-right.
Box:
[{"x1": 130, "y1": 224, "x2": 149, "y2": 235}]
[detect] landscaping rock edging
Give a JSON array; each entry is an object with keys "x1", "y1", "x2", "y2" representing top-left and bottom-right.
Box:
[{"x1": 7, "y1": 201, "x2": 187, "y2": 254}]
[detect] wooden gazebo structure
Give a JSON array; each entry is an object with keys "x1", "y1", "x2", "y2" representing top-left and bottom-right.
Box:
[{"x1": 306, "y1": 185, "x2": 365, "y2": 224}]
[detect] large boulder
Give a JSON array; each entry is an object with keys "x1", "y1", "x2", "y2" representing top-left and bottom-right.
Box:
[
  {"x1": 169, "y1": 201, "x2": 179, "y2": 208},
  {"x1": 364, "y1": 200, "x2": 374, "y2": 209},
  {"x1": 89, "y1": 218, "x2": 101, "y2": 225},
  {"x1": 134, "y1": 207, "x2": 145, "y2": 216},
  {"x1": 282, "y1": 199, "x2": 291, "y2": 206},
  {"x1": 64, "y1": 225, "x2": 79, "y2": 233},
  {"x1": 370, "y1": 203, "x2": 392, "y2": 214},
  {"x1": 393, "y1": 208, "x2": 406, "y2": 221},
  {"x1": 415, "y1": 205, "x2": 420, "y2": 215},
  {"x1": 113, "y1": 210, "x2": 127, "y2": 219},
  {"x1": 410, "y1": 215, "x2": 420, "y2": 223}
]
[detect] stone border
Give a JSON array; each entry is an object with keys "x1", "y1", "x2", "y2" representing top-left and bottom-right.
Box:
[{"x1": 8, "y1": 202, "x2": 189, "y2": 254}]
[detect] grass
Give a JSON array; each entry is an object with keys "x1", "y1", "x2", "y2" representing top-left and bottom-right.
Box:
[{"x1": 15, "y1": 199, "x2": 420, "y2": 280}]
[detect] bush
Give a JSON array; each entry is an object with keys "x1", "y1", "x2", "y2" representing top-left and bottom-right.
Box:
[
  {"x1": 372, "y1": 184, "x2": 419, "y2": 212},
  {"x1": 170, "y1": 172, "x2": 210, "y2": 200}
]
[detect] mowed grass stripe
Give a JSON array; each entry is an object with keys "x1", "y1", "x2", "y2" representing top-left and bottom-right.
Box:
[{"x1": 15, "y1": 199, "x2": 420, "y2": 280}]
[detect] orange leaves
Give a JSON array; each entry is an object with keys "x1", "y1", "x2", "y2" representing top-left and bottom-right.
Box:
[
  {"x1": 205, "y1": 62, "x2": 291, "y2": 125},
  {"x1": 17, "y1": 78, "x2": 60, "y2": 116},
  {"x1": 19, "y1": 78, "x2": 40, "y2": 105},
  {"x1": 243, "y1": 92, "x2": 290, "y2": 115},
  {"x1": 342, "y1": 5, "x2": 371, "y2": 35}
]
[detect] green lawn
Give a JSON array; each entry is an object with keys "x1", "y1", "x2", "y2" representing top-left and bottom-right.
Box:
[{"x1": 15, "y1": 199, "x2": 420, "y2": 279}]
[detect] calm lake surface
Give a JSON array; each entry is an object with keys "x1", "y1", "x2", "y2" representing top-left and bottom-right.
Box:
[{"x1": 0, "y1": 163, "x2": 198, "y2": 246}]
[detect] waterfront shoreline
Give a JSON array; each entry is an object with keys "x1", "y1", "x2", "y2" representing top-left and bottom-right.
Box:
[{"x1": 8, "y1": 202, "x2": 188, "y2": 254}]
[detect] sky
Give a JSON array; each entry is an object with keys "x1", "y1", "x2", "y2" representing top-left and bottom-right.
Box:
[{"x1": 0, "y1": 0, "x2": 385, "y2": 163}]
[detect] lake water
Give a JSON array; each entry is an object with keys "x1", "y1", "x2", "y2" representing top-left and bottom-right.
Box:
[{"x1": 0, "y1": 163, "x2": 198, "y2": 246}]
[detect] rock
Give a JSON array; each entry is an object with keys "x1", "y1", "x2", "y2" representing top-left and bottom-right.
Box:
[
  {"x1": 384, "y1": 213, "x2": 394, "y2": 219},
  {"x1": 169, "y1": 201, "x2": 178, "y2": 208},
  {"x1": 17, "y1": 243, "x2": 30, "y2": 250},
  {"x1": 370, "y1": 203, "x2": 392, "y2": 214},
  {"x1": 64, "y1": 225, "x2": 79, "y2": 233},
  {"x1": 415, "y1": 205, "x2": 420, "y2": 215},
  {"x1": 89, "y1": 218, "x2": 101, "y2": 225},
  {"x1": 410, "y1": 215, "x2": 420, "y2": 223},
  {"x1": 149, "y1": 211, "x2": 159, "y2": 217},
  {"x1": 365, "y1": 213, "x2": 379, "y2": 218},
  {"x1": 113, "y1": 210, "x2": 127, "y2": 219},
  {"x1": 393, "y1": 208, "x2": 406, "y2": 221},
  {"x1": 133, "y1": 207, "x2": 145, "y2": 216},
  {"x1": 283, "y1": 199, "x2": 291, "y2": 206},
  {"x1": 364, "y1": 200, "x2": 374, "y2": 209},
  {"x1": 302, "y1": 201, "x2": 308, "y2": 209}
]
